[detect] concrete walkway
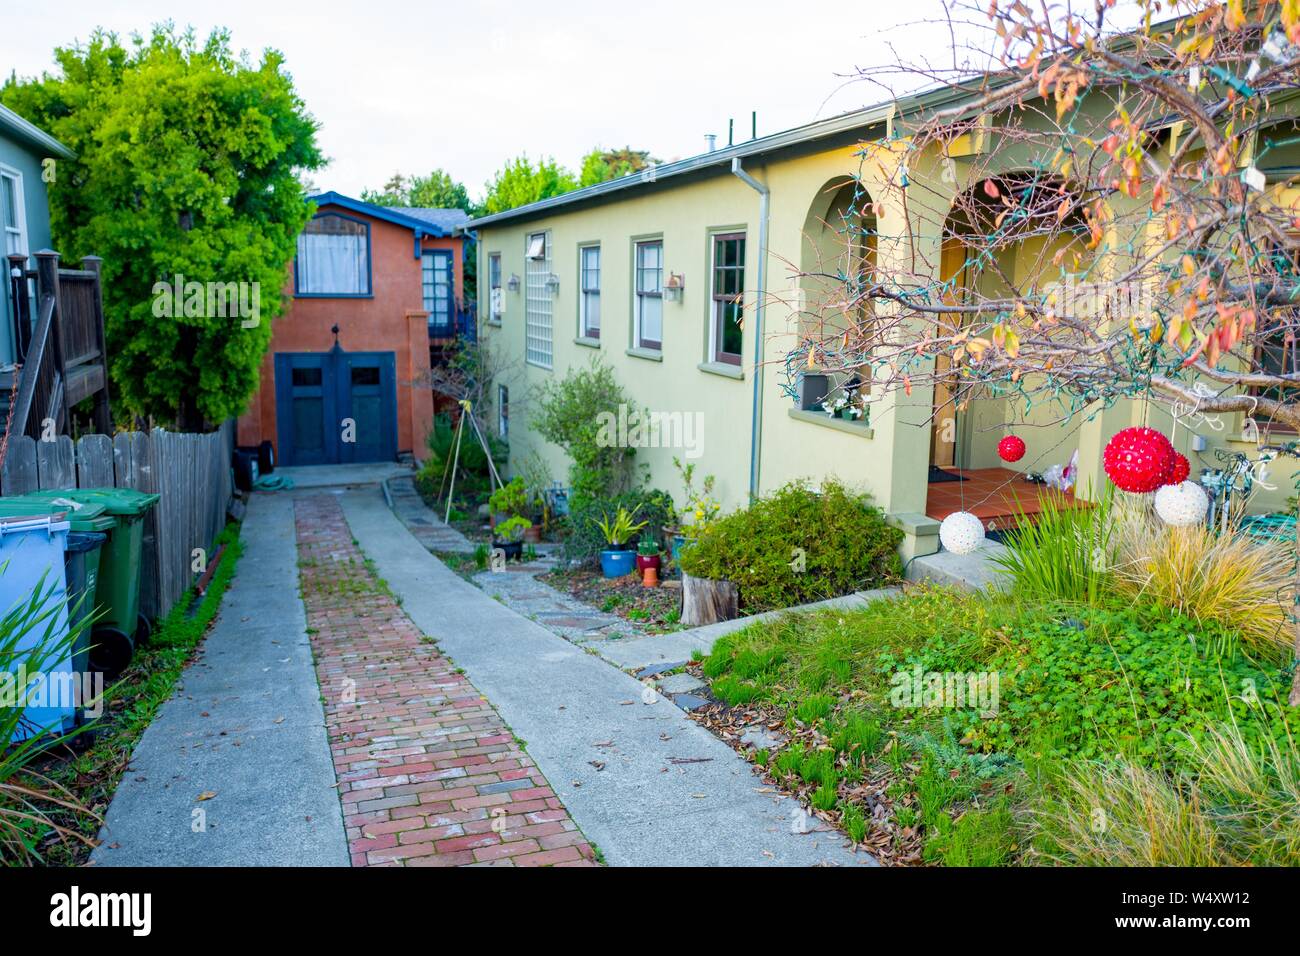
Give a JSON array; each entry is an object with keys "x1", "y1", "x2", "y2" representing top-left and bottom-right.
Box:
[
  {"x1": 341, "y1": 486, "x2": 873, "y2": 867},
  {"x1": 385, "y1": 475, "x2": 476, "y2": 554},
  {"x1": 91, "y1": 495, "x2": 348, "y2": 867}
]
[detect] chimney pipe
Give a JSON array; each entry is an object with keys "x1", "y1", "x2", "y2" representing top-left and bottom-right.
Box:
[{"x1": 705, "y1": 133, "x2": 717, "y2": 153}]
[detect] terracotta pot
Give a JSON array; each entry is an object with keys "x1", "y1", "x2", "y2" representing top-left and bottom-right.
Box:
[
  {"x1": 642, "y1": 565, "x2": 659, "y2": 588},
  {"x1": 523, "y1": 525, "x2": 542, "y2": 543}
]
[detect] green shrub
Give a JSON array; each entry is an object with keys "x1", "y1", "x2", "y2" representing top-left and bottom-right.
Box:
[
  {"x1": 533, "y1": 359, "x2": 638, "y2": 508},
  {"x1": 911, "y1": 603, "x2": 1294, "y2": 770},
  {"x1": 678, "y1": 479, "x2": 902, "y2": 612},
  {"x1": 562, "y1": 488, "x2": 676, "y2": 567}
]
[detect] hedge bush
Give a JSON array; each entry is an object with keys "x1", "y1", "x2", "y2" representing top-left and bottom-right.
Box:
[{"x1": 678, "y1": 479, "x2": 902, "y2": 612}]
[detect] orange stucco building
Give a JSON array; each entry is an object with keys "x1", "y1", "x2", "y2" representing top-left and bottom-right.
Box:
[{"x1": 237, "y1": 194, "x2": 468, "y2": 466}]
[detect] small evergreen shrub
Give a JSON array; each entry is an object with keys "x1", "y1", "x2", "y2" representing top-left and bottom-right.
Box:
[{"x1": 678, "y1": 479, "x2": 902, "y2": 612}]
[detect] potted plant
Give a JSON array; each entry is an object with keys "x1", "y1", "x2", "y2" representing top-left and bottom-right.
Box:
[
  {"x1": 492, "y1": 515, "x2": 532, "y2": 562},
  {"x1": 594, "y1": 506, "x2": 647, "y2": 579},
  {"x1": 636, "y1": 537, "x2": 662, "y2": 586}
]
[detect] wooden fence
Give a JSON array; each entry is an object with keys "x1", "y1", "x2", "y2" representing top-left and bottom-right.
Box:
[{"x1": 0, "y1": 423, "x2": 234, "y2": 620}]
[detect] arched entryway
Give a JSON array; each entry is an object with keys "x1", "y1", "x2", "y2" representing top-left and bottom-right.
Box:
[
  {"x1": 796, "y1": 176, "x2": 877, "y2": 415},
  {"x1": 929, "y1": 172, "x2": 1090, "y2": 472}
]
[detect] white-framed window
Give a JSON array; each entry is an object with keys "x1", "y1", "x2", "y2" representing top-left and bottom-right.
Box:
[
  {"x1": 295, "y1": 213, "x2": 371, "y2": 296},
  {"x1": 709, "y1": 232, "x2": 746, "y2": 365},
  {"x1": 487, "y1": 252, "x2": 503, "y2": 324},
  {"x1": 497, "y1": 384, "x2": 509, "y2": 439},
  {"x1": 579, "y1": 244, "x2": 600, "y2": 339},
  {"x1": 524, "y1": 231, "x2": 552, "y2": 368},
  {"x1": 0, "y1": 165, "x2": 28, "y2": 259},
  {"x1": 634, "y1": 239, "x2": 663, "y2": 350}
]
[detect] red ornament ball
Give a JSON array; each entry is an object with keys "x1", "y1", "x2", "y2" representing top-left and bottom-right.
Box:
[
  {"x1": 1169, "y1": 452, "x2": 1190, "y2": 485},
  {"x1": 997, "y1": 435, "x2": 1026, "y2": 462},
  {"x1": 1103, "y1": 427, "x2": 1176, "y2": 493}
]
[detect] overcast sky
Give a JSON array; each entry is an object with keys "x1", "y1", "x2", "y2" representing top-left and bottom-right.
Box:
[{"x1": 6, "y1": 0, "x2": 965, "y2": 203}]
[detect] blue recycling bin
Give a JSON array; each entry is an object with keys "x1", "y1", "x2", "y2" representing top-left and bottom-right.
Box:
[{"x1": 0, "y1": 512, "x2": 75, "y2": 744}]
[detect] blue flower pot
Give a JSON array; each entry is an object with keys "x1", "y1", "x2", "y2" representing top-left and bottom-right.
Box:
[
  {"x1": 671, "y1": 534, "x2": 686, "y2": 563},
  {"x1": 599, "y1": 548, "x2": 636, "y2": 578}
]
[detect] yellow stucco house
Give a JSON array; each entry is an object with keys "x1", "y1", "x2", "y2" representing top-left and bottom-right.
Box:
[{"x1": 466, "y1": 82, "x2": 1300, "y2": 561}]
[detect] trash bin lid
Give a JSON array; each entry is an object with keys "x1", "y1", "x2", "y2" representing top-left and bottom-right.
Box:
[
  {"x1": 0, "y1": 499, "x2": 69, "y2": 522},
  {"x1": 22, "y1": 487, "x2": 160, "y2": 516},
  {"x1": 65, "y1": 530, "x2": 107, "y2": 553},
  {"x1": 3, "y1": 494, "x2": 116, "y2": 532}
]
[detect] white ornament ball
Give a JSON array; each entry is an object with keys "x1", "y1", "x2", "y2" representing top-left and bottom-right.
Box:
[
  {"x1": 1153, "y1": 480, "x2": 1209, "y2": 527},
  {"x1": 939, "y1": 511, "x2": 986, "y2": 555}
]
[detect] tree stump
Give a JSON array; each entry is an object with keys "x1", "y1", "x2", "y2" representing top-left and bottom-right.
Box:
[{"x1": 681, "y1": 573, "x2": 739, "y2": 627}]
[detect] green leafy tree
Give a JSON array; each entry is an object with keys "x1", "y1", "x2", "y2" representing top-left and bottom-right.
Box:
[
  {"x1": 579, "y1": 146, "x2": 657, "y2": 187},
  {"x1": 1, "y1": 25, "x2": 323, "y2": 430},
  {"x1": 362, "y1": 168, "x2": 478, "y2": 303},
  {"x1": 361, "y1": 169, "x2": 474, "y2": 214},
  {"x1": 481, "y1": 155, "x2": 577, "y2": 216}
]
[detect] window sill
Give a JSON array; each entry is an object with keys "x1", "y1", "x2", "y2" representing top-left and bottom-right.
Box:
[
  {"x1": 574, "y1": 335, "x2": 601, "y2": 349},
  {"x1": 698, "y1": 361, "x2": 743, "y2": 380},
  {"x1": 293, "y1": 292, "x2": 374, "y2": 299},
  {"x1": 788, "y1": 407, "x2": 873, "y2": 438},
  {"x1": 485, "y1": 319, "x2": 502, "y2": 328},
  {"x1": 626, "y1": 346, "x2": 663, "y2": 362}
]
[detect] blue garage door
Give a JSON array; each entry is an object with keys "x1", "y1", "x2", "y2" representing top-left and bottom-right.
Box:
[{"x1": 274, "y1": 348, "x2": 397, "y2": 466}]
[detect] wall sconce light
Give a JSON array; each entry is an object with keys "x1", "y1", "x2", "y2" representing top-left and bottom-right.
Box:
[
  {"x1": 665, "y1": 272, "x2": 685, "y2": 303},
  {"x1": 545, "y1": 272, "x2": 561, "y2": 295},
  {"x1": 507, "y1": 274, "x2": 521, "y2": 292}
]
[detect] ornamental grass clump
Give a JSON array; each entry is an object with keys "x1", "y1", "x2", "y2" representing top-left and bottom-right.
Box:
[
  {"x1": 1031, "y1": 722, "x2": 1300, "y2": 866},
  {"x1": 990, "y1": 484, "x2": 1117, "y2": 605},
  {"x1": 1110, "y1": 509, "x2": 1293, "y2": 658}
]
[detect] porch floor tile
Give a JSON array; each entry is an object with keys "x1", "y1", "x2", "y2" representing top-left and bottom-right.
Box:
[{"x1": 925, "y1": 467, "x2": 1087, "y2": 530}]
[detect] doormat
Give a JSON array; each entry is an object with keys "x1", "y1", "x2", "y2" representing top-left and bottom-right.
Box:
[{"x1": 928, "y1": 465, "x2": 967, "y2": 483}]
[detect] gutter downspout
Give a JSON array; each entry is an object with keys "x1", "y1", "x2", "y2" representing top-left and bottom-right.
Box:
[{"x1": 731, "y1": 157, "x2": 769, "y2": 500}]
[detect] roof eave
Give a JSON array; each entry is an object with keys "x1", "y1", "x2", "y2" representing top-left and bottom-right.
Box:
[{"x1": 0, "y1": 104, "x2": 75, "y2": 160}]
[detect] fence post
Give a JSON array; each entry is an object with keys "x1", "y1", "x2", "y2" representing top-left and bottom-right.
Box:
[
  {"x1": 81, "y1": 255, "x2": 112, "y2": 435},
  {"x1": 6, "y1": 252, "x2": 30, "y2": 363},
  {"x1": 33, "y1": 250, "x2": 68, "y2": 433}
]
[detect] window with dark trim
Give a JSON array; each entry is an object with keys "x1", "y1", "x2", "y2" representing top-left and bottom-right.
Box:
[
  {"x1": 295, "y1": 213, "x2": 371, "y2": 296},
  {"x1": 580, "y1": 245, "x2": 600, "y2": 339},
  {"x1": 711, "y1": 233, "x2": 745, "y2": 365},
  {"x1": 422, "y1": 250, "x2": 453, "y2": 335},
  {"x1": 634, "y1": 240, "x2": 663, "y2": 350},
  {"x1": 488, "y1": 253, "x2": 502, "y2": 323}
]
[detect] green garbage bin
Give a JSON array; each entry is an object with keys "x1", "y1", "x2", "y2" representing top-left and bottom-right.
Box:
[
  {"x1": 0, "y1": 498, "x2": 109, "y2": 687},
  {"x1": 19, "y1": 488, "x2": 159, "y2": 674}
]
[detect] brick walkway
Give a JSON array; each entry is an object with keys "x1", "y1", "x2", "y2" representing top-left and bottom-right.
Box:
[{"x1": 294, "y1": 494, "x2": 597, "y2": 867}]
